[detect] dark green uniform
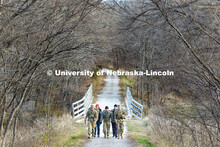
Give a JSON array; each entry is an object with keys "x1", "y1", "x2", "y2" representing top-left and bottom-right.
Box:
[
  {"x1": 85, "y1": 108, "x2": 98, "y2": 138},
  {"x1": 101, "y1": 110, "x2": 111, "y2": 138},
  {"x1": 114, "y1": 108, "x2": 126, "y2": 138}
]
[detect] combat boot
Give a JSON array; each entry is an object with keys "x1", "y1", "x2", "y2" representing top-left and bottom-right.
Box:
[
  {"x1": 107, "y1": 135, "x2": 109, "y2": 139},
  {"x1": 88, "y1": 134, "x2": 91, "y2": 139},
  {"x1": 104, "y1": 134, "x2": 106, "y2": 138},
  {"x1": 117, "y1": 134, "x2": 120, "y2": 139},
  {"x1": 121, "y1": 133, "x2": 123, "y2": 139},
  {"x1": 92, "y1": 133, "x2": 94, "y2": 139}
]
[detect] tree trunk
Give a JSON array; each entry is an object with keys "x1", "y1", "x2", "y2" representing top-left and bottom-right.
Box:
[
  {"x1": 136, "y1": 76, "x2": 139, "y2": 99},
  {"x1": 1, "y1": 72, "x2": 35, "y2": 147}
]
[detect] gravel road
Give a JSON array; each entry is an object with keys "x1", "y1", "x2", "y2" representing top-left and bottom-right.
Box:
[{"x1": 84, "y1": 69, "x2": 135, "y2": 147}]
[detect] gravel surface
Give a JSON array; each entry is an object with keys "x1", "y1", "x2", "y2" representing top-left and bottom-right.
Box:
[{"x1": 84, "y1": 69, "x2": 135, "y2": 147}]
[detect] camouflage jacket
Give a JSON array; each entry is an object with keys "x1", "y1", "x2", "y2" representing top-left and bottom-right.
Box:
[
  {"x1": 114, "y1": 109, "x2": 126, "y2": 122},
  {"x1": 85, "y1": 108, "x2": 98, "y2": 122},
  {"x1": 101, "y1": 110, "x2": 111, "y2": 122}
]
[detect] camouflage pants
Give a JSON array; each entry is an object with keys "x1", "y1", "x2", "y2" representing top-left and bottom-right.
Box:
[
  {"x1": 116, "y1": 120, "x2": 124, "y2": 135},
  {"x1": 88, "y1": 121, "x2": 96, "y2": 136},
  {"x1": 103, "y1": 121, "x2": 110, "y2": 136}
]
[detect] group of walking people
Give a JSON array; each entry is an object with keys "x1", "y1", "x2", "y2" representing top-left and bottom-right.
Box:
[{"x1": 84, "y1": 104, "x2": 126, "y2": 139}]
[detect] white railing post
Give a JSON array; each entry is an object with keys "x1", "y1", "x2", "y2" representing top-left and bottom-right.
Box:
[
  {"x1": 126, "y1": 85, "x2": 143, "y2": 120},
  {"x1": 72, "y1": 103, "x2": 75, "y2": 119},
  {"x1": 125, "y1": 85, "x2": 132, "y2": 118},
  {"x1": 72, "y1": 84, "x2": 93, "y2": 120}
]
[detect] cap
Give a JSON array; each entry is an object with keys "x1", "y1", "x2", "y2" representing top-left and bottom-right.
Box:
[
  {"x1": 96, "y1": 104, "x2": 99, "y2": 107},
  {"x1": 118, "y1": 105, "x2": 121, "y2": 107},
  {"x1": 105, "y1": 106, "x2": 109, "y2": 109},
  {"x1": 114, "y1": 104, "x2": 117, "y2": 107},
  {"x1": 91, "y1": 105, "x2": 94, "y2": 108}
]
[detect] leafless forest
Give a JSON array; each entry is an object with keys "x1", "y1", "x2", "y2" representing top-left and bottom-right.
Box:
[{"x1": 0, "y1": 0, "x2": 219, "y2": 147}]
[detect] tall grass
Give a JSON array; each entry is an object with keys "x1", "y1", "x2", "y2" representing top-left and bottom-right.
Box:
[
  {"x1": 126, "y1": 118, "x2": 155, "y2": 147},
  {"x1": 5, "y1": 114, "x2": 86, "y2": 147},
  {"x1": 148, "y1": 108, "x2": 220, "y2": 147}
]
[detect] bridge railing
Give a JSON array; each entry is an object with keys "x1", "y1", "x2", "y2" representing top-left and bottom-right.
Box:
[
  {"x1": 125, "y1": 85, "x2": 143, "y2": 120},
  {"x1": 72, "y1": 84, "x2": 93, "y2": 119}
]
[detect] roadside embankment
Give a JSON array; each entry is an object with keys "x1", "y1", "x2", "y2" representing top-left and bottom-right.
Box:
[{"x1": 126, "y1": 117, "x2": 155, "y2": 147}]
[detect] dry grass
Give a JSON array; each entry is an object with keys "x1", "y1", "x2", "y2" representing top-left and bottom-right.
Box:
[
  {"x1": 5, "y1": 114, "x2": 87, "y2": 147},
  {"x1": 126, "y1": 117, "x2": 155, "y2": 147},
  {"x1": 127, "y1": 116, "x2": 176, "y2": 147},
  {"x1": 147, "y1": 107, "x2": 220, "y2": 147}
]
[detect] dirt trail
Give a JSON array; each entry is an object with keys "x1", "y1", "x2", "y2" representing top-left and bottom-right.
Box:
[{"x1": 84, "y1": 69, "x2": 134, "y2": 147}]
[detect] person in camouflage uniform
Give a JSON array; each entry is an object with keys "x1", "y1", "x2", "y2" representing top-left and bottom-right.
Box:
[
  {"x1": 114, "y1": 105, "x2": 126, "y2": 139},
  {"x1": 110, "y1": 104, "x2": 118, "y2": 138},
  {"x1": 101, "y1": 106, "x2": 111, "y2": 139},
  {"x1": 84, "y1": 105, "x2": 98, "y2": 139}
]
